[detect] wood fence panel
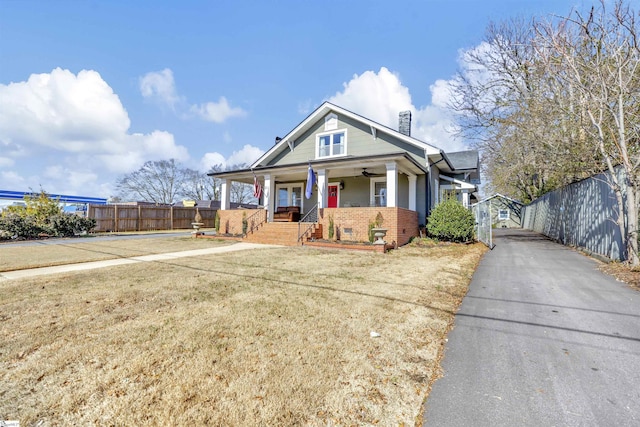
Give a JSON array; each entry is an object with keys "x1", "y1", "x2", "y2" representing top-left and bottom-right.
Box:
[{"x1": 88, "y1": 205, "x2": 218, "y2": 232}]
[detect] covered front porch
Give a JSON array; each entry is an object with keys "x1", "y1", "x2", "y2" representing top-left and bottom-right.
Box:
[{"x1": 217, "y1": 153, "x2": 429, "y2": 225}]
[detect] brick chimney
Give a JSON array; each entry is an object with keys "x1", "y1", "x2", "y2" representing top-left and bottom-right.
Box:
[{"x1": 398, "y1": 111, "x2": 411, "y2": 136}]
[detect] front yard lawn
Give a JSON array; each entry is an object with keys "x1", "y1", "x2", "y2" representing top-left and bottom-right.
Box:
[{"x1": 0, "y1": 239, "x2": 486, "y2": 425}]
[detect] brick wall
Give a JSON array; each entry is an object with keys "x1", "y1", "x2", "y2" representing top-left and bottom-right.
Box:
[
  {"x1": 318, "y1": 207, "x2": 418, "y2": 246},
  {"x1": 217, "y1": 209, "x2": 266, "y2": 235}
]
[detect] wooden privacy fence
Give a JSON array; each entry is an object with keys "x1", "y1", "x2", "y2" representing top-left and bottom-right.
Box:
[{"x1": 87, "y1": 205, "x2": 217, "y2": 232}]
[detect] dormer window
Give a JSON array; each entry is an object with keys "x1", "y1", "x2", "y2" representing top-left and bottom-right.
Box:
[{"x1": 316, "y1": 130, "x2": 347, "y2": 158}]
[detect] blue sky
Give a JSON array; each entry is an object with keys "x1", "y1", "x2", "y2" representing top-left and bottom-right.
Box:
[{"x1": 0, "y1": 0, "x2": 596, "y2": 199}]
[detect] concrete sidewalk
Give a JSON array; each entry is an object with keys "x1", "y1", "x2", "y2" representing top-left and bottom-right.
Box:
[
  {"x1": 0, "y1": 242, "x2": 281, "y2": 280},
  {"x1": 423, "y1": 229, "x2": 640, "y2": 426}
]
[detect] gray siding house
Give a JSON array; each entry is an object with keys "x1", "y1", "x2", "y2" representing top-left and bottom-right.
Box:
[{"x1": 209, "y1": 102, "x2": 480, "y2": 245}]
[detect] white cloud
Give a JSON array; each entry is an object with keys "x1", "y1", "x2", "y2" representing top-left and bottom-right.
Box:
[
  {"x1": 140, "y1": 68, "x2": 247, "y2": 124},
  {"x1": 200, "y1": 152, "x2": 227, "y2": 171},
  {"x1": 327, "y1": 66, "x2": 467, "y2": 152},
  {"x1": 200, "y1": 144, "x2": 264, "y2": 171},
  {"x1": 0, "y1": 68, "x2": 190, "y2": 196},
  {"x1": 0, "y1": 170, "x2": 26, "y2": 188},
  {"x1": 0, "y1": 68, "x2": 130, "y2": 153},
  {"x1": 139, "y1": 68, "x2": 181, "y2": 108},
  {"x1": 190, "y1": 97, "x2": 247, "y2": 123}
]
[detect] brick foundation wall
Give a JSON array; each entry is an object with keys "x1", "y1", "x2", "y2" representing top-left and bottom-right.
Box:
[
  {"x1": 217, "y1": 209, "x2": 265, "y2": 235},
  {"x1": 318, "y1": 207, "x2": 418, "y2": 246}
]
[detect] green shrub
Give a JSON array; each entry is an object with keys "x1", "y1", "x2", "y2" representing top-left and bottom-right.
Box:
[
  {"x1": 0, "y1": 213, "x2": 45, "y2": 239},
  {"x1": 214, "y1": 210, "x2": 221, "y2": 232},
  {"x1": 368, "y1": 212, "x2": 385, "y2": 243},
  {"x1": 49, "y1": 214, "x2": 96, "y2": 237},
  {"x1": 0, "y1": 190, "x2": 96, "y2": 239},
  {"x1": 242, "y1": 212, "x2": 248, "y2": 235},
  {"x1": 426, "y1": 197, "x2": 475, "y2": 243},
  {"x1": 328, "y1": 215, "x2": 334, "y2": 240}
]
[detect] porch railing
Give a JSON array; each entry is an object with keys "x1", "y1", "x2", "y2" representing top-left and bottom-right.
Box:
[
  {"x1": 245, "y1": 209, "x2": 266, "y2": 236},
  {"x1": 298, "y1": 204, "x2": 319, "y2": 242}
]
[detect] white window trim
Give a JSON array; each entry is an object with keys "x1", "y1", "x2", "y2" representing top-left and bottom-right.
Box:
[
  {"x1": 315, "y1": 128, "x2": 348, "y2": 159},
  {"x1": 369, "y1": 177, "x2": 387, "y2": 207},
  {"x1": 275, "y1": 182, "x2": 304, "y2": 211},
  {"x1": 498, "y1": 209, "x2": 510, "y2": 220}
]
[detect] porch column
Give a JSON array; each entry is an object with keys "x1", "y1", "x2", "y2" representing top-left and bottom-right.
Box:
[
  {"x1": 385, "y1": 162, "x2": 398, "y2": 208},
  {"x1": 264, "y1": 174, "x2": 274, "y2": 221},
  {"x1": 220, "y1": 179, "x2": 231, "y2": 210},
  {"x1": 408, "y1": 174, "x2": 417, "y2": 211},
  {"x1": 462, "y1": 190, "x2": 470, "y2": 208},
  {"x1": 317, "y1": 169, "x2": 327, "y2": 209}
]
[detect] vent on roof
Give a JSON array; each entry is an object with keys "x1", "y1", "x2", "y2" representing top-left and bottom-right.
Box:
[{"x1": 399, "y1": 111, "x2": 411, "y2": 137}]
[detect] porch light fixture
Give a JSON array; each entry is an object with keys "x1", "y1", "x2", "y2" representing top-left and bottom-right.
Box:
[{"x1": 339, "y1": 180, "x2": 345, "y2": 190}]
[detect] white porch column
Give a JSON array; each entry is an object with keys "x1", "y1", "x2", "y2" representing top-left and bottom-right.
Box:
[
  {"x1": 408, "y1": 174, "x2": 417, "y2": 211},
  {"x1": 317, "y1": 169, "x2": 327, "y2": 209},
  {"x1": 220, "y1": 179, "x2": 231, "y2": 210},
  {"x1": 385, "y1": 162, "x2": 398, "y2": 208},
  {"x1": 264, "y1": 174, "x2": 274, "y2": 221},
  {"x1": 462, "y1": 190, "x2": 470, "y2": 208}
]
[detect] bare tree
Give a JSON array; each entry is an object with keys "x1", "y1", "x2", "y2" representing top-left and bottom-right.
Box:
[
  {"x1": 535, "y1": 0, "x2": 640, "y2": 264},
  {"x1": 226, "y1": 163, "x2": 255, "y2": 204},
  {"x1": 451, "y1": 18, "x2": 595, "y2": 202},
  {"x1": 182, "y1": 167, "x2": 219, "y2": 201},
  {"x1": 115, "y1": 159, "x2": 187, "y2": 204}
]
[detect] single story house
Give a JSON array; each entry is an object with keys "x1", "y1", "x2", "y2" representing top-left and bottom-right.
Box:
[{"x1": 209, "y1": 102, "x2": 480, "y2": 246}]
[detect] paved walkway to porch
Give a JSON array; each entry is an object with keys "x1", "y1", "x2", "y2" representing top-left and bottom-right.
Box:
[{"x1": 0, "y1": 242, "x2": 281, "y2": 280}]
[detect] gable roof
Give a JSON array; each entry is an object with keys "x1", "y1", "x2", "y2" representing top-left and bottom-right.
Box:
[
  {"x1": 445, "y1": 150, "x2": 479, "y2": 171},
  {"x1": 251, "y1": 101, "x2": 444, "y2": 168}
]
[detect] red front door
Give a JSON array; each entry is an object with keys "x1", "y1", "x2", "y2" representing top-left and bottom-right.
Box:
[{"x1": 328, "y1": 185, "x2": 338, "y2": 208}]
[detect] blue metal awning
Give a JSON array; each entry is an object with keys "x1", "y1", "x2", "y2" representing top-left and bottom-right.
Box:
[{"x1": 0, "y1": 190, "x2": 107, "y2": 205}]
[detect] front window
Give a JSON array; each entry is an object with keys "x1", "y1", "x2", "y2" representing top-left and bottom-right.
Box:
[
  {"x1": 498, "y1": 209, "x2": 509, "y2": 220},
  {"x1": 316, "y1": 130, "x2": 346, "y2": 158},
  {"x1": 276, "y1": 184, "x2": 303, "y2": 208},
  {"x1": 370, "y1": 178, "x2": 387, "y2": 207}
]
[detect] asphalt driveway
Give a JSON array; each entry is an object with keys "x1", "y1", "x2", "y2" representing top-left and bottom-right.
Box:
[{"x1": 423, "y1": 229, "x2": 640, "y2": 426}]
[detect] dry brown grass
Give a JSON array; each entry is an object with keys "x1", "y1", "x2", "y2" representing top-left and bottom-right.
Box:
[
  {"x1": 599, "y1": 262, "x2": 640, "y2": 291},
  {"x1": 0, "y1": 240, "x2": 486, "y2": 426},
  {"x1": 0, "y1": 236, "x2": 232, "y2": 272}
]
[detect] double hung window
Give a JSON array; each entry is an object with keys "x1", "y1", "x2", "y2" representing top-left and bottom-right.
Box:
[{"x1": 317, "y1": 130, "x2": 346, "y2": 158}]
